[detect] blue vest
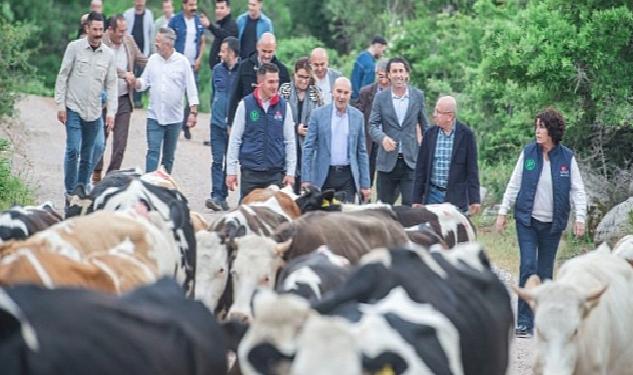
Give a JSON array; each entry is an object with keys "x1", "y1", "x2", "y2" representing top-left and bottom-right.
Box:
[
  {"x1": 239, "y1": 94, "x2": 287, "y2": 171},
  {"x1": 169, "y1": 13, "x2": 205, "y2": 60},
  {"x1": 515, "y1": 142, "x2": 574, "y2": 233}
]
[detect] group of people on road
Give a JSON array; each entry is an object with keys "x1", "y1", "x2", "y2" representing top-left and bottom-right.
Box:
[{"x1": 55, "y1": 0, "x2": 588, "y2": 339}]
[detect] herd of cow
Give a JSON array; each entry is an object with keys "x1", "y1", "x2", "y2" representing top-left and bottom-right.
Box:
[{"x1": 1, "y1": 167, "x2": 633, "y2": 375}]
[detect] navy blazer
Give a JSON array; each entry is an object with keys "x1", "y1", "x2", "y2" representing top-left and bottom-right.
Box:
[
  {"x1": 302, "y1": 104, "x2": 371, "y2": 191},
  {"x1": 412, "y1": 121, "x2": 480, "y2": 210}
]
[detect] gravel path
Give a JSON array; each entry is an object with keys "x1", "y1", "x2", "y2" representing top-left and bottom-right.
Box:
[{"x1": 2, "y1": 95, "x2": 535, "y2": 374}]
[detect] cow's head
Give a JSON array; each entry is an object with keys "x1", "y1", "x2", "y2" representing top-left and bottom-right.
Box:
[
  {"x1": 515, "y1": 275, "x2": 607, "y2": 375},
  {"x1": 227, "y1": 236, "x2": 290, "y2": 322},
  {"x1": 238, "y1": 289, "x2": 311, "y2": 375},
  {"x1": 194, "y1": 230, "x2": 228, "y2": 312},
  {"x1": 295, "y1": 186, "x2": 344, "y2": 214},
  {"x1": 65, "y1": 184, "x2": 93, "y2": 218}
]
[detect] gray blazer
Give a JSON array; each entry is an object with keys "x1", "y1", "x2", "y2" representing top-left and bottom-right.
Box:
[{"x1": 369, "y1": 86, "x2": 430, "y2": 172}]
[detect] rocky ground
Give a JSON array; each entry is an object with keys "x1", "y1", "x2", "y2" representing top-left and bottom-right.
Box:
[{"x1": 1, "y1": 95, "x2": 535, "y2": 374}]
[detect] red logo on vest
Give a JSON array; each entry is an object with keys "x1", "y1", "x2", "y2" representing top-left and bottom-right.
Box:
[{"x1": 560, "y1": 165, "x2": 570, "y2": 177}]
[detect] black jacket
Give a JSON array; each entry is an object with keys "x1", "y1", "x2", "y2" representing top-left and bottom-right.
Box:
[
  {"x1": 227, "y1": 52, "x2": 291, "y2": 125},
  {"x1": 412, "y1": 121, "x2": 481, "y2": 210},
  {"x1": 207, "y1": 14, "x2": 238, "y2": 69}
]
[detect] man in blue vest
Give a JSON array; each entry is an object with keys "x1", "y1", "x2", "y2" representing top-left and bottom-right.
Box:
[
  {"x1": 225, "y1": 63, "x2": 296, "y2": 202},
  {"x1": 169, "y1": 0, "x2": 205, "y2": 139}
]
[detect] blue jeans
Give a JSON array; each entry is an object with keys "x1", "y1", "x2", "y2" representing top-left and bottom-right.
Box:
[
  {"x1": 64, "y1": 109, "x2": 101, "y2": 193},
  {"x1": 516, "y1": 218, "x2": 563, "y2": 331},
  {"x1": 425, "y1": 185, "x2": 446, "y2": 204},
  {"x1": 210, "y1": 124, "x2": 228, "y2": 201},
  {"x1": 90, "y1": 116, "x2": 105, "y2": 175},
  {"x1": 146, "y1": 118, "x2": 181, "y2": 173}
]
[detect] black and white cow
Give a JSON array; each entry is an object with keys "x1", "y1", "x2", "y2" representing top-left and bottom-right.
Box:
[
  {"x1": 0, "y1": 278, "x2": 228, "y2": 375},
  {"x1": 238, "y1": 243, "x2": 513, "y2": 375},
  {"x1": 0, "y1": 203, "x2": 62, "y2": 243},
  {"x1": 275, "y1": 246, "x2": 352, "y2": 301},
  {"x1": 65, "y1": 169, "x2": 197, "y2": 297},
  {"x1": 295, "y1": 187, "x2": 475, "y2": 248}
]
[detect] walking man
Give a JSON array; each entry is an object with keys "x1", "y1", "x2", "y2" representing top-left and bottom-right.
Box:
[
  {"x1": 309, "y1": 47, "x2": 342, "y2": 105},
  {"x1": 124, "y1": 0, "x2": 154, "y2": 108},
  {"x1": 93, "y1": 15, "x2": 147, "y2": 182},
  {"x1": 369, "y1": 57, "x2": 429, "y2": 205},
  {"x1": 205, "y1": 37, "x2": 240, "y2": 211},
  {"x1": 412, "y1": 96, "x2": 481, "y2": 215},
  {"x1": 55, "y1": 12, "x2": 117, "y2": 204},
  {"x1": 351, "y1": 35, "x2": 387, "y2": 101},
  {"x1": 200, "y1": 0, "x2": 238, "y2": 70},
  {"x1": 226, "y1": 63, "x2": 296, "y2": 200},
  {"x1": 302, "y1": 77, "x2": 371, "y2": 203},
  {"x1": 168, "y1": 0, "x2": 205, "y2": 140},
  {"x1": 355, "y1": 58, "x2": 389, "y2": 188},
  {"x1": 236, "y1": 0, "x2": 273, "y2": 59},
  {"x1": 153, "y1": 0, "x2": 174, "y2": 41},
  {"x1": 135, "y1": 27, "x2": 199, "y2": 173},
  {"x1": 227, "y1": 32, "x2": 290, "y2": 125}
]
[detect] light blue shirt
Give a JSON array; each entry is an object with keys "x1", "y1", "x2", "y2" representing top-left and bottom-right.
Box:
[
  {"x1": 330, "y1": 107, "x2": 349, "y2": 166},
  {"x1": 392, "y1": 88, "x2": 409, "y2": 153}
]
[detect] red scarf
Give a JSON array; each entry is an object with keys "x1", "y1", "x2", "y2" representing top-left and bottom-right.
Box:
[{"x1": 253, "y1": 87, "x2": 280, "y2": 109}]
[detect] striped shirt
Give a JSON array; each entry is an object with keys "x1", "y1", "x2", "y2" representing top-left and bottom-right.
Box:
[{"x1": 430, "y1": 127, "x2": 455, "y2": 189}]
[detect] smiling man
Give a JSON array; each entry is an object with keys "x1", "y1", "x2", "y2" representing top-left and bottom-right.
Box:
[
  {"x1": 369, "y1": 57, "x2": 429, "y2": 206},
  {"x1": 225, "y1": 63, "x2": 296, "y2": 202},
  {"x1": 302, "y1": 77, "x2": 371, "y2": 203},
  {"x1": 55, "y1": 11, "x2": 117, "y2": 212}
]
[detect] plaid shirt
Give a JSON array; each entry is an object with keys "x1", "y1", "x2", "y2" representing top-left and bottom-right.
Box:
[{"x1": 430, "y1": 127, "x2": 455, "y2": 188}]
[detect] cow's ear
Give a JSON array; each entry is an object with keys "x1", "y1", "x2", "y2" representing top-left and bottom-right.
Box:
[
  {"x1": 583, "y1": 285, "x2": 607, "y2": 315},
  {"x1": 275, "y1": 239, "x2": 292, "y2": 257},
  {"x1": 513, "y1": 276, "x2": 540, "y2": 309}
]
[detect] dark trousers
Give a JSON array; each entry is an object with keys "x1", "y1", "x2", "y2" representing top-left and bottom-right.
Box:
[
  {"x1": 240, "y1": 168, "x2": 284, "y2": 202},
  {"x1": 182, "y1": 69, "x2": 199, "y2": 132},
  {"x1": 369, "y1": 142, "x2": 378, "y2": 187},
  {"x1": 94, "y1": 95, "x2": 132, "y2": 174},
  {"x1": 210, "y1": 124, "x2": 228, "y2": 201},
  {"x1": 516, "y1": 218, "x2": 563, "y2": 331},
  {"x1": 322, "y1": 166, "x2": 357, "y2": 203},
  {"x1": 376, "y1": 157, "x2": 415, "y2": 205}
]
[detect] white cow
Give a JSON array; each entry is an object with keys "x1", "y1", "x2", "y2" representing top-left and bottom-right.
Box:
[{"x1": 516, "y1": 245, "x2": 633, "y2": 375}]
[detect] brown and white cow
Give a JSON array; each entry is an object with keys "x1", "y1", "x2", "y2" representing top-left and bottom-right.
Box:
[
  {"x1": 242, "y1": 185, "x2": 301, "y2": 220},
  {"x1": 0, "y1": 203, "x2": 63, "y2": 243},
  {"x1": 0, "y1": 210, "x2": 177, "y2": 293},
  {"x1": 516, "y1": 245, "x2": 633, "y2": 375}
]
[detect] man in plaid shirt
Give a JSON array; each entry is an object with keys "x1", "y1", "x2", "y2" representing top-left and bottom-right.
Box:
[{"x1": 411, "y1": 96, "x2": 481, "y2": 215}]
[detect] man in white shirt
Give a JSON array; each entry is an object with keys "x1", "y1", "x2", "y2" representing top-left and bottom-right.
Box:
[
  {"x1": 310, "y1": 48, "x2": 342, "y2": 105},
  {"x1": 135, "y1": 27, "x2": 199, "y2": 173}
]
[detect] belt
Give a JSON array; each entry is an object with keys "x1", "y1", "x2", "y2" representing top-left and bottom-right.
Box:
[
  {"x1": 329, "y1": 165, "x2": 351, "y2": 172},
  {"x1": 431, "y1": 183, "x2": 447, "y2": 192}
]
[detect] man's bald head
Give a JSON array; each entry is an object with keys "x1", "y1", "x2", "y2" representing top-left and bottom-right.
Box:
[
  {"x1": 436, "y1": 96, "x2": 457, "y2": 113},
  {"x1": 90, "y1": 0, "x2": 103, "y2": 13},
  {"x1": 434, "y1": 96, "x2": 457, "y2": 130},
  {"x1": 310, "y1": 48, "x2": 329, "y2": 80},
  {"x1": 257, "y1": 33, "x2": 277, "y2": 63},
  {"x1": 333, "y1": 77, "x2": 352, "y2": 111}
]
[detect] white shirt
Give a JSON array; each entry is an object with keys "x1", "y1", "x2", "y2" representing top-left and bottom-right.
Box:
[
  {"x1": 137, "y1": 51, "x2": 199, "y2": 125},
  {"x1": 183, "y1": 17, "x2": 197, "y2": 65},
  {"x1": 317, "y1": 75, "x2": 332, "y2": 105},
  {"x1": 113, "y1": 44, "x2": 129, "y2": 96},
  {"x1": 330, "y1": 107, "x2": 350, "y2": 166},
  {"x1": 392, "y1": 88, "x2": 409, "y2": 153},
  {"x1": 498, "y1": 150, "x2": 587, "y2": 223}
]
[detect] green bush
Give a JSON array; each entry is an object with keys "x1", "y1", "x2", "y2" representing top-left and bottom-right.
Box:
[
  {"x1": 0, "y1": 138, "x2": 33, "y2": 209},
  {"x1": 0, "y1": 16, "x2": 35, "y2": 118},
  {"x1": 479, "y1": 159, "x2": 516, "y2": 205}
]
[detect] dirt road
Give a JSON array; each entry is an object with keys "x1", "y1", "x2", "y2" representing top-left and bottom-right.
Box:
[{"x1": 2, "y1": 95, "x2": 535, "y2": 374}]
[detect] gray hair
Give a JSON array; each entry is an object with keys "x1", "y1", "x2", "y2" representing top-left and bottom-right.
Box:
[
  {"x1": 158, "y1": 27, "x2": 176, "y2": 44},
  {"x1": 375, "y1": 58, "x2": 388, "y2": 73}
]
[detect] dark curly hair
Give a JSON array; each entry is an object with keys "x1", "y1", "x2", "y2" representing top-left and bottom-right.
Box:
[{"x1": 535, "y1": 107, "x2": 565, "y2": 145}]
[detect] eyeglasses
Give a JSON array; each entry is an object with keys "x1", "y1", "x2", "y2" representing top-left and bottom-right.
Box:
[{"x1": 296, "y1": 74, "x2": 311, "y2": 81}]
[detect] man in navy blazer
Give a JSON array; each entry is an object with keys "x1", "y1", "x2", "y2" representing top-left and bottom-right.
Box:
[
  {"x1": 302, "y1": 77, "x2": 371, "y2": 203},
  {"x1": 412, "y1": 96, "x2": 481, "y2": 214}
]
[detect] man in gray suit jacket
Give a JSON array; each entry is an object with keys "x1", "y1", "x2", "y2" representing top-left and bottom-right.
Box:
[
  {"x1": 302, "y1": 77, "x2": 371, "y2": 203},
  {"x1": 310, "y1": 48, "x2": 343, "y2": 105},
  {"x1": 369, "y1": 57, "x2": 430, "y2": 205}
]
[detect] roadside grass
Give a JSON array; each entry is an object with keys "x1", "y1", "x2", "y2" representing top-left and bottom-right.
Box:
[
  {"x1": 0, "y1": 137, "x2": 34, "y2": 209},
  {"x1": 473, "y1": 214, "x2": 595, "y2": 279}
]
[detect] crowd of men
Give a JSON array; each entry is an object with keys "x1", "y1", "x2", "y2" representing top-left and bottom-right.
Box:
[{"x1": 55, "y1": 0, "x2": 481, "y2": 216}]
